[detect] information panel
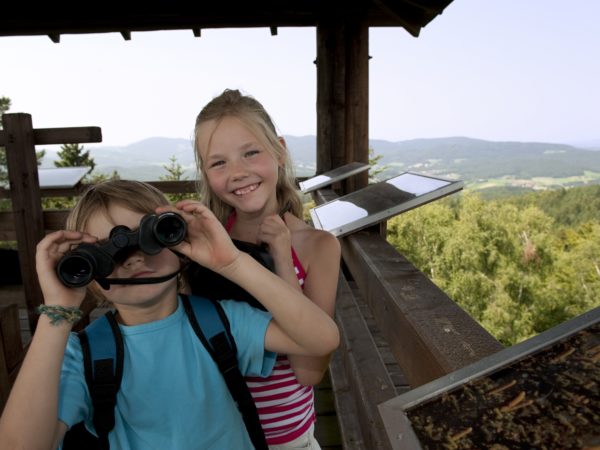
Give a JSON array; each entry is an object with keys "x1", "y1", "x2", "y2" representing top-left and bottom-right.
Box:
[
  {"x1": 299, "y1": 162, "x2": 370, "y2": 193},
  {"x1": 310, "y1": 172, "x2": 463, "y2": 237},
  {"x1": 38, "y1": 167, "x2": 91, "y2": 188}
]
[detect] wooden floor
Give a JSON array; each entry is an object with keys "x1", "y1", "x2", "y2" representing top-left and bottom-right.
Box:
[{"x1": 1, "y1": 281, "x2": 412, "y2": 449}]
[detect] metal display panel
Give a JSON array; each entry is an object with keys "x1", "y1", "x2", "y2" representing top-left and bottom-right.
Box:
[
  {"x1": 309, "y1": 172, "x2": 463, "y2": 237},
  {"x1": 299, "y1": 162, "x2": 370, "y2": 193},
  {"x1": 38, "y1": 167, "x2": 91, "y2": 188},
  {"x1": 378, "y1": 306, "x2": 600, "y2": 450}
]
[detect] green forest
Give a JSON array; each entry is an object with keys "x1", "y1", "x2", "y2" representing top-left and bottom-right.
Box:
[{"x1": 386, "y1": 184, "x2": 600, "y2": 346}]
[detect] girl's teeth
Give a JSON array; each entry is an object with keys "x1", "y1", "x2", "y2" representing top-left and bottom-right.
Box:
[{"x1": 234, "y1": 184, "x2": 258, "y2": 196}]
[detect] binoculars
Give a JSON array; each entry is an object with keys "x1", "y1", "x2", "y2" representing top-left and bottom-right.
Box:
[{"x1": 57, "y1": 212, "x2": 186, "y2": 287}]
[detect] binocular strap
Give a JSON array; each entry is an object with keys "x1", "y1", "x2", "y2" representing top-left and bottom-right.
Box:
[{"x1": 96, "y1": 269, "x2": 180, "y2": 290}]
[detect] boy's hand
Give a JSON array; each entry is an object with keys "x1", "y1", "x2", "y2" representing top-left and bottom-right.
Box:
[
  {"x1": 36, "y1": 230, "x2": 97, "y2": 308},
  {"x1": 158, "y1": 201, "x2": 241, "y2": 273},
  {"x1": 258, "y1": 213, "x2": 292, "y2": 260}
]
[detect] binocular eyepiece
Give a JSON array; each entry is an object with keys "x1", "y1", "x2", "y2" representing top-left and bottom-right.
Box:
[{"x1": 57, "y1": 212, "x2": 186, "y2": 288}]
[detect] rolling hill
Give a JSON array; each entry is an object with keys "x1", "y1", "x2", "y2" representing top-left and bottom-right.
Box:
[{"x1": 39, "y1": 136, "x2": 600, "y2": 189}]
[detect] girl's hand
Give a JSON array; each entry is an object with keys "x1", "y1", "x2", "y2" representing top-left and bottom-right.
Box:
[
  {"x1": 158, "y1": 201, "x2": 241, "y2": 273},
  {"x1": 258, "y1": 213, "x2": 292, "y2": 260},
  {"x1": 35, "y1": 230, "x2": 97, "y2": 308}
]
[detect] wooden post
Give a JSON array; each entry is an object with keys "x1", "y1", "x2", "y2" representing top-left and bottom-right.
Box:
[
  {"x1": 344, "y1": 16, "x2": 369, "y2": 193},
  {"x1": 0, "y1": 113, "x2": 102, "y2": 333},
  {"x1": 316, "y1": 18, "x2": 346, "y2": 176},
  {"x1": 316, "y1": 13, "x2": 369, "y2": 195},
  {"x1": 2, "y1": 114, "x2": 45, "y2": 334}
]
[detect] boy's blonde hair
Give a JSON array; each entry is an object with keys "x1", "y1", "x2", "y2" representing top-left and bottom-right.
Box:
[
  {"x1": 65, "y1": 180, "x2": 173, "y2": 303},
  {"x1": 193, "y1": 89, "x2": 303, "y2": 224},
  {"x1": 66, "y1": 180, "x2": 170, "y2": 232}
]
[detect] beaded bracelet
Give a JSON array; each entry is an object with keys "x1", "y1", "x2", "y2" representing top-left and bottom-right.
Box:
[{"x1": 37, "y1": 304, "x2": 83, "y2": 325}]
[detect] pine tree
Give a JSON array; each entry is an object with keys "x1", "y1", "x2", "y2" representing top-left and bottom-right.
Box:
[
  {"x1": 160, "y1": 155, "x2": 195, "y2": 202},
  {"x1": 0, "y1": 96, "x2": 12, "y2": 185},
  {"x1": 55, "y1": 143, "x2": 96, "y2": 172}
]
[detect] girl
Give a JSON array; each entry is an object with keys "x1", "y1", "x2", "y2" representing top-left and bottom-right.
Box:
[
  {"x1": 193, "y1": 90, "x2": 341, "y2": 449},
  {"x1": 0, "y1": 180, "x2": 339, "y2": 450}
]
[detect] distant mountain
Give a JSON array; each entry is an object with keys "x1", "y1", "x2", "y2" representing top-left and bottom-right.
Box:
[{"x1": 39, "y1": 136, "x2": 600, "y2": 185}]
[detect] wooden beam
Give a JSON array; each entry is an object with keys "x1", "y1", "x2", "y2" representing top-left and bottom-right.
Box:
[
  {"x1": 2, "y1": 114, "x2": 45, "y2": 333},
  {"x1": 33, "y1": 126, "x2": 102, "y2": 145}
]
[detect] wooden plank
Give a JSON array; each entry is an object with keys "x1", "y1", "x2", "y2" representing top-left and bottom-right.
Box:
[
  {"x1": 342, "y1": 231, "x2": 504, "y2": 387},
  {"x1": 0, "y1": 210, "x2": 70, "y2": 240},
  {"x1": 0, "y1": 304, "x2": 24, "y2": 413},
  {"x1": 0, "y1": 304, "x2": 23, "y2": 371},
  {"x1": 328, "y1": 345, "x2": 367, "y2": 450},
  {"x1": 3, "y1": 114, "x2": 46, "y2": 333},
  {"x1": 1, "y1": 180, "x2": 199, "y2": 199},
  {"x1": 0, "y1": 127, "x2": 102, "y2": 146},
  {"x1": 314, "y1": 372, "x2": 342, "y2": 449},
  {"x1": 332, "y1": 273, "x2": 396, "y2": 449},
  {"x1": 0, "y1": 330, "x2": 10, "y2": 413},
  {"x1": 33, "y1": 126, "x2": 102, "y2": 145}
]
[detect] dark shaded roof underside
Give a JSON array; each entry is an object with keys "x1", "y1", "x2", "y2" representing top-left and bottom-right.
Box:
[{"x1": 1, "y1": 1, "x2": 453, "y2": 40}]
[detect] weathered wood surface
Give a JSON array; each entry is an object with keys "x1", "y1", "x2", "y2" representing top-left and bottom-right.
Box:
[
  {"x1": 316, "y1": 16, "x2": 369, "y2": 195},
  {"x1": 330, "y1": 271, "x2": 399, "y2": 449},
  {"x1": 0, "y1": 304, "x2": 25, "y2": 413},
  {"x1": 313, "y1": 189, "x2": 503, "y2": 388},
  {"x1": 2, "y1": 114, "x2": 46, "y2": 334}
]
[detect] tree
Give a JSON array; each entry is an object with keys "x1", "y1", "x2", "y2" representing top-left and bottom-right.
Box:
[
  {"x1": 385, "y1": 191, "x2": 599, "y2": 347},
  {"x1": 368, "y1": 147, "x2": 387, "y2": 183},
  {"x1": 55, "y1": 143, "x2": 96, "y2": 172},
  {"x1": 0, "y1": 96, "x2": 12, "y2": 185},
  {"x1": 1, "y1": 97, "x2": 46, "y2": 214},
  {"x1": 160, "y1": 155, "x2": 195, "y2": 203}
]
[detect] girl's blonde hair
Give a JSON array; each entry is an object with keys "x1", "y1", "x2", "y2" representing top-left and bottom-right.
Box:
[
  {"x1": 193, "y1": 89, "x2": 303, "y2": 224},
  {"x1": 65, "y1": 180, "x2": 173, "y2": 303}
]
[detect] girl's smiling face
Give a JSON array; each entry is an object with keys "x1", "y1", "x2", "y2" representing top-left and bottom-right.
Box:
[{"x1": 198, "y1": 116, "x2": 281, "y2": 218}]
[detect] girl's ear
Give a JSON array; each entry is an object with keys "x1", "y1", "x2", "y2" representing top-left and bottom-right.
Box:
[{"x1": 277, "y1": 136, "x2": 287, "y2": 166}]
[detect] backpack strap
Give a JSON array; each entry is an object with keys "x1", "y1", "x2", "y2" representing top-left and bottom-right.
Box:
[
  {"x1": 181, "y1": 294, "x2": 268, "y2": 450},
  {"x1": 78, "y1": 311, "x2": 123, "y2": 450}
]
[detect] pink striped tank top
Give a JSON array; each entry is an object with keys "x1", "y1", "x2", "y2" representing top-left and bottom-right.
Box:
[{"x1": 226, "y1": 213, "x2": 315, "y2": 445}]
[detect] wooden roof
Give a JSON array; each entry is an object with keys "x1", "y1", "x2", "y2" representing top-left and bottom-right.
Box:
[{"x1": 1, "y1": 1, "x2": 453, "y2": 40}]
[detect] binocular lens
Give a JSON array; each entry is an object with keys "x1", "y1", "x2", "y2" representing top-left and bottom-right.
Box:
[
  {"x1": 56, "y1": 254, "x2": 94, "y2": 287},
  {"x1": 154, "y1": 213, "x2": 186, "y2": 245}
]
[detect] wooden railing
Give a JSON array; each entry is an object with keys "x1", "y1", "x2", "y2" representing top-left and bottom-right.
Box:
[
  {"x1": 312, "y1": 189, "x2": 503, "y2": 449},
  {"x1": 0, "y1": 181, "x2": 199, "y2": 241}
]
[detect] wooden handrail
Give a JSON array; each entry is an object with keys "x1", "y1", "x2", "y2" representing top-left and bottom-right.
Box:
[{"x1": 313, "y1": 189, "x2": 503, "y2": 386}]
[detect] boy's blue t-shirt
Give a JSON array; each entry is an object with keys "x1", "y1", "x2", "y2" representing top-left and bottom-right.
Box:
[{"x1": 58, "y1": 297, "x2": 275, "y2": 450}]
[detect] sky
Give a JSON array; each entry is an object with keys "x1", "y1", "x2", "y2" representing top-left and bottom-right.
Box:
[{"x1": 1, "y1": 1, "x2": 599, "y2": 148}]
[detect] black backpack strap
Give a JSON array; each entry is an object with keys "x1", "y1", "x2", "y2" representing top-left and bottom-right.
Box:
[
  {"x1": 78, "y1": 311, "x2": 123, "y2": 450},
  {"x1": 181, "y1": 294, "x2": 268, "y2": 450}
]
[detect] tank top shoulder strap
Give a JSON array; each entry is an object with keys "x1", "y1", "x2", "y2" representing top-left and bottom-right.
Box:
[
  {"x1": 291, "y1": 247, "x2": 307, "y2": 283},
  {"x1": 225, "y1": 210, "x2": 237, "y2": 232}
]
